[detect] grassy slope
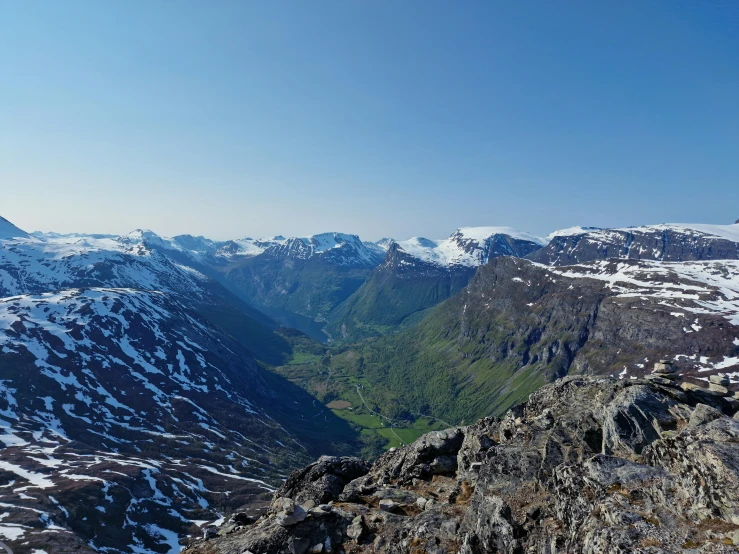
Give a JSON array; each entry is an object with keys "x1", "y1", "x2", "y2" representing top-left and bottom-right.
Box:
[
  {"x1": 218, "y1": 254, "x2": 372, "y2": 321},
  {"x1": 252, "y1": 258, "x2": 594, "y2": 458},
  {"x1": 325, "y1": 262, "x2": 474, "y2": 341},
  {"x1": 269, "y1": 330, "x2": 449, "y2": 458},
  {"x1": 270, "y1": 260, "x2": 585, "y2": 445}
]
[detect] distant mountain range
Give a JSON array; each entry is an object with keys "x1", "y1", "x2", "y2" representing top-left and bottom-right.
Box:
[
  {"x1": 8, "y1": 219, "x2": 739, "y2": 343},
  {"x1": 323, "y1": 227, "x2": 546, "y2": 339},
  {"x1": 1, "y1": 214, "x2": 738, "y2": 552}
]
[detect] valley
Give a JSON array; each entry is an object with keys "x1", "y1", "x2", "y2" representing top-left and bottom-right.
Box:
[{"x1": 1, "y1": 214, "x2": 739, "y2": 552}]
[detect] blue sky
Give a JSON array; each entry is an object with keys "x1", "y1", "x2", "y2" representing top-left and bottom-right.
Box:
[{"x1": 1, "y1": 0, "x2": 738, "y2": 240}]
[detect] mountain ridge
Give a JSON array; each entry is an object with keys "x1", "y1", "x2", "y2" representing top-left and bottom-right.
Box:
[{"x1": 531, "y1": 223, "x2": 739, "y2": 265}]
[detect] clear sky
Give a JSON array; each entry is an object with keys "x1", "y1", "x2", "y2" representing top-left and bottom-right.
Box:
[{"x1": 1, "y1": 1, "x2": 738, "y2": 241}]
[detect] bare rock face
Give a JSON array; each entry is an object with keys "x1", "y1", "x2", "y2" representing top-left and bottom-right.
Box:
[{"x1": 184, "y1": 376, "x2": 739, "y2": 553}]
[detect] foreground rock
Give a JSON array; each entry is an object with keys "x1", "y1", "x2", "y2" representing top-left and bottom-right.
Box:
[{"x1": 184, "y1": 376, "x2": 739, "y2": 553}]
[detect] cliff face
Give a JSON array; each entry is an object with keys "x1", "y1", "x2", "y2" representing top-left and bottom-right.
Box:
[
  {"x1": 324, "y1": 256, "x2": 739, "y2": 426},
  {"x1": 185, "y1": 375, "x2": 739, "y2": 553},
  {"x1": 528, "y1": 225, "x2": 739, "y2": 266}
]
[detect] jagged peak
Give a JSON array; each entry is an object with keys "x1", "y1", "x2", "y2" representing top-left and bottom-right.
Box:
[
  {"x1": 452, "y1": 226, "x2": 547, "y2": 246},
  {"x1": 392, "y1": 226, "x2": 545, "y2": 268}
]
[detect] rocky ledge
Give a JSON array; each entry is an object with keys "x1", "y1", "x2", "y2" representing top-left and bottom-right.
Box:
[{"x1": 184, "y1": 375, "x2": 739, "y2": 553}]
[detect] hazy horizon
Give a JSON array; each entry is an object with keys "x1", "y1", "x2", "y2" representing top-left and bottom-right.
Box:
[
  {"x1": 2, "y1": 1, "x2": 738, "y2": 240},
  {"x1": 4, "y1": 209, "x2": 739, "y2": 244}
]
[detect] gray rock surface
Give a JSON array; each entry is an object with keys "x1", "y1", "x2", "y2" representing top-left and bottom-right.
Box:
[
  {"x1": 184, "y1": 376, "x2": 739, "y2": 553},
  {"x1": 275, "y1": 456, "x2": 371, "y2": 506}
]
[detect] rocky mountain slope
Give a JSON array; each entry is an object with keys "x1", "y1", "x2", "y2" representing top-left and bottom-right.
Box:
[
  {"x1": 0, "y1": 228, "x2": 292, "y2": 364},
  {"x1": 528, "y1": 223, "x2": 739, "y2": 265},
  {"x1": 0, "y1": 288, "x2": 301, "y2": 552},
  {"x1": 184, "y1": 374, "x2": 739, "y2": 553},
  {"x1": 0, "y1": 219, "x2": 359, "y2": 553},
  {"x1": 325, "y1": 228, "x2": 545, "y2": 340},
  {"x1": 314, "y1": 256, "x2": 739, "y2": 426},
  {"x1": 122, "y1": 230, "x2": 385, "y2": 340},
  {"x1": 209, "y1": 233, "x2": 385, "y2": 328}
]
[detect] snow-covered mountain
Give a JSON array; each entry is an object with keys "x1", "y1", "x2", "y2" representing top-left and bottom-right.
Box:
[
  {"x1": 324, "y1": 227, "x2": 545, "y2": 340},
  {"x1": 169, "y1": 233, "x2": 386, "y2": 328},
  {"x1": 0, "y1": 217, "x2": 356, "y2": 552},
  {"x1": 529, "y1": 223, "x2": 739, "y2": 265},
  {"x1": 123, "y1": 230, "x2": 384, "y2": 267},
  {"x1": 0, "y1": 231, "x2": 210, "y2": 299},
  {"x1": 548, "y1": 258, "x2": 739, "y2": 378},
  {"x1": 268, "y1": 233, "x2": 385, "y2": 266},
  {"x1": 0, "y1": 286, "x2": 336, "y2": 552},
  {"x1": 387, "y1": 226, "x2": 546, "y2": 268}
]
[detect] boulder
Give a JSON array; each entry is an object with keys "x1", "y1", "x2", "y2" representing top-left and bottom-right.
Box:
[
  {"x1": 710, "y1": 374, "x2": 730, "y2": 385},
  {"x1": 681, "y1": 381, "x2": 703, "y2": 392},
  {"x1": 645, "y1": 374, "x2": 677, "y2": 386},
  {"x1": 346, "y1": 515, "x2": 366, "y2": 541},
  {"x1": 688, "y1": 403, "x2": 724, "y2": 428},
  {"x1": 601, "y1": 385, "x2": 687, "y2": 456},
  {"x1": 275, "y1": 456, "x2": 370, "y2": 506},
  {"x1": 378, "y1": 499, "x2": 398, "y2": 513},
  {"x1": 653, "y1": 361, "x2": 676, "y2": 374},
  {"x1": 709, "y1": 383, "x2": 731, "y2": 395},
  {"x1": 273, "y1": 498, "x2": 308, "y2": 527}
]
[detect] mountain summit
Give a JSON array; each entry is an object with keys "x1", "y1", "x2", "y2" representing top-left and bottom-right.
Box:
[
  {"x1": 390, "y1": 226, "x2": 545, "y2": 268},
  {"x1": 324, "y1": 227, "x2": 545, "y2": 339}
]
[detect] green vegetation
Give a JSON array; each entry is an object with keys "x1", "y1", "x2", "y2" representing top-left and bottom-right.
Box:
[
  {"x1": 266, "y1": 261, "x2": 574, "y2": 456},
  {"x1": 217, "y1": 253, "x2": 374, "y2": 323},
  {"x1": 270, "y1": 328, "x2": 451, "y2": 458},
  {"x1": 324, "y1": 260, "x2": 474, "y2": 341},
  {"x1": 248, "y1": 259, "x2": 581, "y2": 460}
]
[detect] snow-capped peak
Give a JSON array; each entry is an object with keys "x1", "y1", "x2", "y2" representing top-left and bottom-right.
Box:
[
  {"x1": 273, "y1": 232, "x2": 384, "y2": 265},
  {"x1": 545, "y1": 226, "x2": 603, "y2": 241},
  {"x1": 375, "y1": 238, "x2": 396, "y2": 251},
  {"x1": 394, "y1": 226, "x2": 545, "y2": 268},
  {"x1": 453, "y1": 226, "x2": 547, "y2": 246},
  {"x1": 119, "y1": 229, "x2": 187, "y2": 253},
  {"x1": 300, "y1": 232, "x2": 363, "y2": 253},
  {"x1": 0, "y1": 215, "x2": 29, "y2": 239},
  {"x1": 124, "y1": 228, "x2": 164, "y2": 243}
]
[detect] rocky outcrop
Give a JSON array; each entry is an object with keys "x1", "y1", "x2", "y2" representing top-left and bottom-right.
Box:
[
  {"x1": 184, "y1": 376, "x2": 739, "y2": 553},
  {"x1": 276, "y1": 456, "x2": 371, "y2": 506}
]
